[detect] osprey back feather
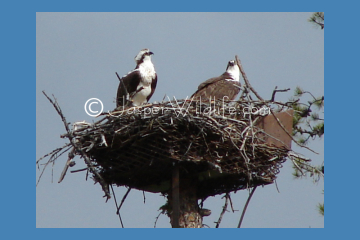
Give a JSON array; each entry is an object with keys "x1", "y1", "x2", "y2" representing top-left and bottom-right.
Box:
[{"x1": 191, "y1": 60, "x2": 241, "y2": 101}]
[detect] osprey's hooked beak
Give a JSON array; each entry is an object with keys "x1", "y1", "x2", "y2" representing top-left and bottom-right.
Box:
[{"x1": 149, "y1": 51, "x2": 154, "y2": 55}]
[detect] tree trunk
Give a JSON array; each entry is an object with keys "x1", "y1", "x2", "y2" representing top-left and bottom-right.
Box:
[{"x1": 168, "y1": 174, "x2": 202, "y2": 228}]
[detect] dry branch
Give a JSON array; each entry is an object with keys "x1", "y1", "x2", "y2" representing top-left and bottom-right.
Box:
[
  {"x1": 235, "y1": 55, "x2": 263, "y2": 101},
  {"x1": 215, "y1": 193, "x2": 230, "y2": 228},
  {"x1": 110, "y1": 185, "x2": 125, "y2": 228},
  {"x1": 237, "y1": 186, "x2": 257, "y2": 228},
  {"x1": 41, "y1": 91, "x2": 111, "y2": 199}
]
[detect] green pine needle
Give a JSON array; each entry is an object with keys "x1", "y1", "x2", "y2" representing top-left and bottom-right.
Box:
[
  {"x1": 294, "y1": 86, "x2": 304, "y2": 96},
  {"x1": 318, "y1": 203, "x2": 324, "y2": 216},
  {"x1": 313, "y1": 96, "x2": 324, "y2": 109},
  {"x1": 310, "y1": 112, "x2": 320, "y2": 121}
]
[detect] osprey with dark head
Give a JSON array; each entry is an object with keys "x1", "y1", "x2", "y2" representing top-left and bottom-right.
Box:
[
  {"x1": 116, "y1": 49, "x2": 157, "y2": 107},
  {"x1": 191, "y1": 60, "x2": 241, "y2": 101}
]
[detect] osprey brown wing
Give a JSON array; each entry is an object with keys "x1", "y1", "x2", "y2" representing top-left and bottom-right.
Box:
[
  {"x1": 196, "y1": 76, "x2": 219, "y2": 90},
  {"x1": 146, "y1": 73, "x2": 158, "y2": 102},
  {"x1": 116, "y1": 70, "x2": 141, "y2": 107},
  {"x1": 191, "y1": 73, "x2": 241, "y2": 100}
]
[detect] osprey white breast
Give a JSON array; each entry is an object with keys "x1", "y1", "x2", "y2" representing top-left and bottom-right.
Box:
[
  {"x1": 116, "y1": 49, "x2": 158, "y2": 107},
  {"x1": 138, "y1": 55, "x2": 156, "y2": 85}
]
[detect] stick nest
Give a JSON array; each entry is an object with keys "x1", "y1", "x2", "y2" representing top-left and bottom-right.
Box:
[{"x1": 67, "y1": 99, "x2": 289, "y2": 199}]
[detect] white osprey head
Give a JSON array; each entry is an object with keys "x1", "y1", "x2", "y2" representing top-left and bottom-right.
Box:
[
  {"x1": 134, "y1": 48, "x2": 154, "y2": 64},
  {"x1": 225, "y1": 60, "x2": 240, "y2": 82}
]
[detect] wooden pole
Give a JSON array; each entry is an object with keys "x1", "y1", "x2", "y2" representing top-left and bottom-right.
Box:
[
  {"x1": 169, "y1": 164, "x2": 202, "y2": 228},
  {"x1": 172, "y1": 164, "x2": 180, "y2": 228}
]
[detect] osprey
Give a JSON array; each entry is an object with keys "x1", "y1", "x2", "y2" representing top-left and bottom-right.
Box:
[
  {"x1": 116, "y1": 49, "x2": 157, "y2": 107},
  {"x1": 191, "y1": 60, "x2": 241, "y2": 101}
]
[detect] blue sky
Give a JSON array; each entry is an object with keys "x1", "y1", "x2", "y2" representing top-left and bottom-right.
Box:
[{"x1": 36, "y1": 12, "x2": 324, "y2": 228}]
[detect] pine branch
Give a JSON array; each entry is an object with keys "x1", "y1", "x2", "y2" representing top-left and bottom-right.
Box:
[{"x1": 308, "y1": 12, "x2": 324, "y2": 29}]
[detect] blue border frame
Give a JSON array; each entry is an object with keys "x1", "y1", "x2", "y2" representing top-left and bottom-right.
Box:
[{"x1": 4, "y1": 0, "x2": 349, "y2": 238}]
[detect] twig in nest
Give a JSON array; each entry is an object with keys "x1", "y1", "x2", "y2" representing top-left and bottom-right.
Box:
[
  {"x1": 270, "y1": 86, "x2": 291, "y2": 102},
  {"x1": 116, "y1": 187, "x2": 132, "y2": 215},
  {"x1": 116, "y1": 72, "x2": 129, "y2": 98},
  {"x1": 154, "y1": 210, "x2": 165, "y2": 228},
  {"x1": 274, "y1": 179, "x2": 280, "y2": 193},
  {"x1": 70, "y1": 168, "x2": 88, "y2": 173},
  {"x1": 110, "y1": 185, "x2": 124, "y2": 228},
  {"x1": 58, "y1": 147, "x2": 75, "y2": 183},
  {"x1": 42, "y1": 91, "x2": 111, "y2": 199},
  {"x1": 235, "y1": 55, "x2": 264, "y2": 101},
  {"x1": 36, "y1": 144, "x2": 72, "y2": 186},
  {"x1": 36, "y1": 143, "x2": 71, "y2": 165},
  {"x1": 237, "y1": 186, "x2": 257, "y2": 228},
  {"x1": 228, "y1": 193, "x2": 237, "y2": 213},
  {"x1": 215, "y1": 193, "x2": 230, "y2": 228}
]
